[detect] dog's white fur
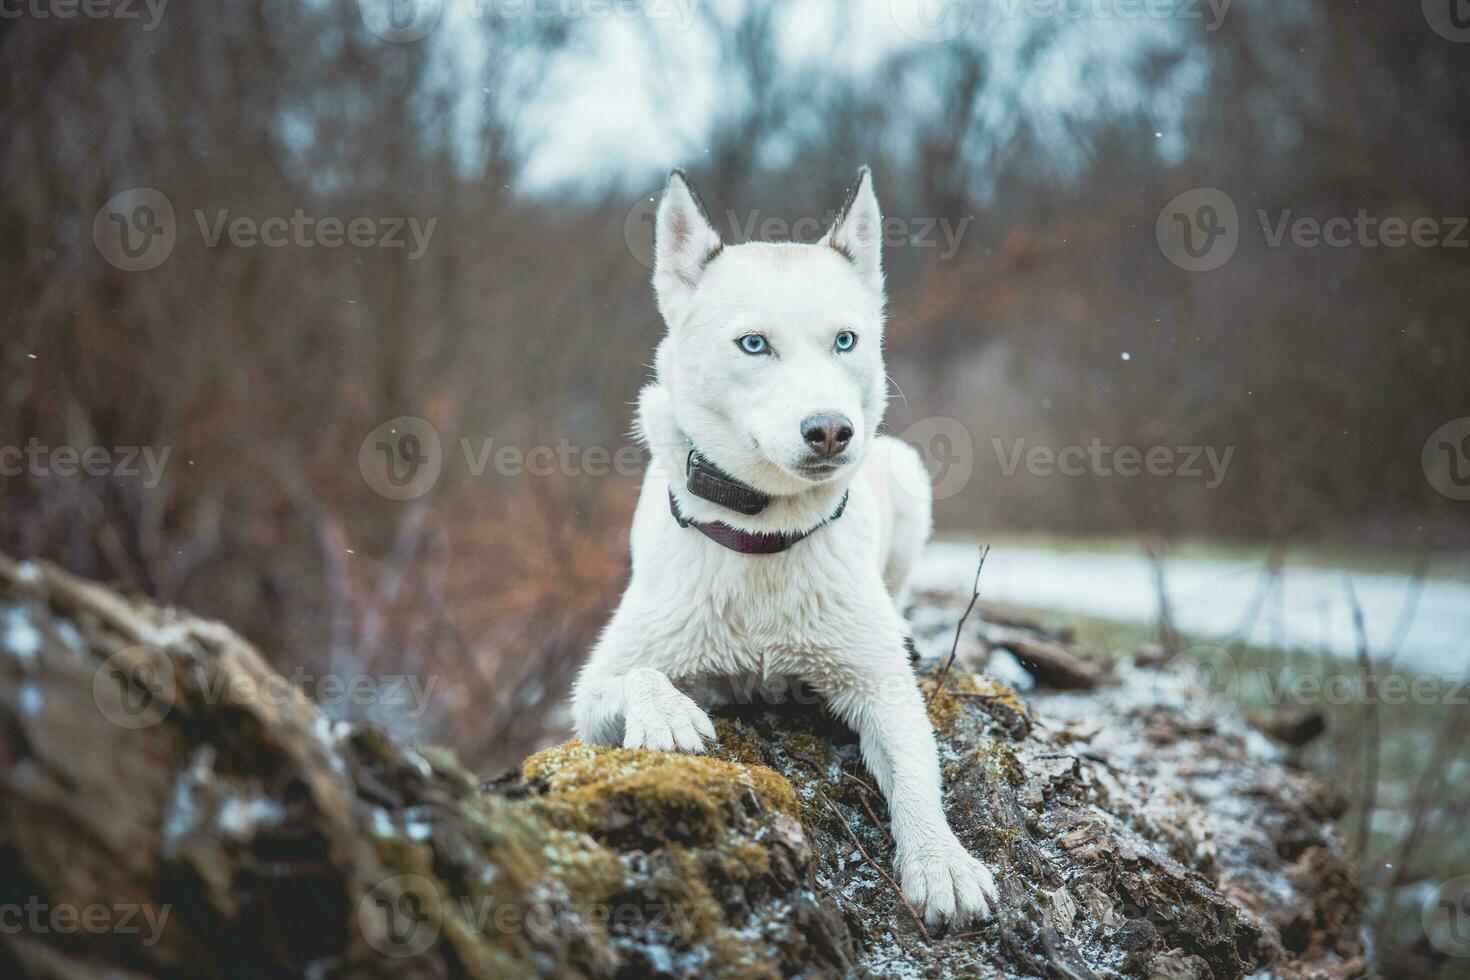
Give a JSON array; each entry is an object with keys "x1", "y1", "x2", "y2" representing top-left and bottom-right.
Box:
[{"x1": 571, "y1": 168, "x2": 997, "y2": 926}]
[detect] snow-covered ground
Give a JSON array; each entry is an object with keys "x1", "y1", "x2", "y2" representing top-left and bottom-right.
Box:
[{"x1": 913, "y1": 542, "x2": 1470, "y2": 676}]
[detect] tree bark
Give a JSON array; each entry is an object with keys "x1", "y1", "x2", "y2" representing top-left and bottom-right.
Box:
[{"x1": 0, "y1": 554, "x2": 1365, "y2": 978}]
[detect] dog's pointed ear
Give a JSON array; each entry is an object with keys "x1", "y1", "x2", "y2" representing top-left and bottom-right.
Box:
[
  {"x1": 653, "y1": 169, "x2": 722, "y2": 326},
  {"x1": 823, "y1": 166, "x2": 884, "y2": 302}
]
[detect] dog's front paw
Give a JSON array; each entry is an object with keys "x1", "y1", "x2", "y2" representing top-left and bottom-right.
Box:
[
  {"x1": 896, "y1": 836, "x2": 999, "y2": 928},
  {"x1": 622, "y1": 668, "x2": 717, "y2": 753}
]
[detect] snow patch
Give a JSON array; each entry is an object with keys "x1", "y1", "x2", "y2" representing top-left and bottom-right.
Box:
[
  {"x1": 986, "y1": 648, "x2": 1036, "y2": 692},
  {"x1": 18, "y1": 683, "x2": 44, "y2": 716},
  {"x1": 916, "y1": 541, "x2": 1470, "y2": 675},
  {"x1": 55, "y1": 620, "x2": 83, "y2": 653},
  {"x1": 218, "y1": 796, "x2": 287, "y2": 837},
  {"x1": 3, "y1": 608, "x2": 41, "y2": 661},
  {"x1": 162, "y1": 747, "x2": 217, "y2": 850}
]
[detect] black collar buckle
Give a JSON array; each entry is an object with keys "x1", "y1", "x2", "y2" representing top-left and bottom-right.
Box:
[{"x1": 685, "y1": 449, "x2": 771, "y2": 516}]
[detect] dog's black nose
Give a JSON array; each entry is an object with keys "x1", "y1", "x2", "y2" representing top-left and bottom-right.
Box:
[{"x1": 801, "y1": 413, "x2": 854, "y2": 458}]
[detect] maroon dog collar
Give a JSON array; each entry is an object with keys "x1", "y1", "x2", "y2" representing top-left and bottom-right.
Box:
[
  {"x1": 669, "y1": 490, "x2": 848, "y2": 555},
  {"x1": 671, "y1": 446, "x2": 849, "y2": 554}
]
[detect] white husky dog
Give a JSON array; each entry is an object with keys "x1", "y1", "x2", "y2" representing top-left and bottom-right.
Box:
[{"x1": 571, "y1": 168, "x2": 997, "y2": 926}]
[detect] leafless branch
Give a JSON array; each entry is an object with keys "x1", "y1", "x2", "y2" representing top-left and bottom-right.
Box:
[
  {"x1": 1145, "y1": 541, "x2": 1177, "y2": 656},
  {"x1": 928, "y1": 545, "x2": 988, "y2": 704},
  {"x1": 816, "y1": 789, "x2": 928, "y2": 941},
  {"x1": 1344, "y1": 577, "x2": 1379, "y2": 858}
]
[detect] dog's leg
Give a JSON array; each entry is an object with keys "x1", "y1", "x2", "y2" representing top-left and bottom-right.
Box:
[
  {"x1": 621, "y1": 666, "x2": 718, "y2": 752},
  {"x1": 570, "y1": 664, "x2": 630, "y2": 746},
  {"x1": 572, "y1": 618, "x2": 717, "y2": 753},
  {"x1": 813, "y1": 631, "x2": 998, "y2": 927}
]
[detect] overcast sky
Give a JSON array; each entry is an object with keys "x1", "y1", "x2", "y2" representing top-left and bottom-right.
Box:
[{"x1": 423, "y1": 0, "x2": 1207, "y2": 192}]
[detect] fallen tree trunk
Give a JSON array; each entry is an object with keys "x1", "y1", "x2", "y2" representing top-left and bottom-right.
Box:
[
  {"x1": 992, "y1": 635, "x2": 1111, "y2": 690},
  {"x1": 0, "y1": 554, "x2": 1365, "y2": 978}
]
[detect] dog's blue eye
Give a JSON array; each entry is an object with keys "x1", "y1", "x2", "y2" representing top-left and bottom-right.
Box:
[
  {"x1": 738, "y1": 334, "x2": 769, "y2": 355},
  {"x1": 834, "y1": 330, "x2": 857, "y2": 352}
]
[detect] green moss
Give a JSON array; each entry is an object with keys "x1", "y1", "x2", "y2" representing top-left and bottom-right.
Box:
[
  {"x1": 634, "y1": 844, "x2": 722, "y2": 942},
  {"x1": 969, "y1": 674, "x2": 1030, "y2": 719},
  {"x1": 710, "y1": 718, "x2": 774, "y2": 769},
  {"x1": 774, "y1": 728, "x2": 836, "y2": 771},
  {"x1": 710, "y1": 838, "x2": 773, "y2": 884},
  {"x1": 363, "y1": 799, "x2": 547, "y2": 977},
  {"x1": 704, "y1": 932, "x2": 785, "y2": 980},
  {"x1": 347, "y1": 726, "x2": 835, "y2": 976},
  {"x1": 511, "y1": 740, "x2": 829, "y2": 974},
  {"x1": 921, "y1": 670, "x2": 984, "y2": 736},
  {"x1": 537, "y1": 826, "x2": 626, "y2": 907},
  {"x1": 709, "y1": 720, "x2": 841, "y2": 815},
  {"x1": 417, "y1": 744, "x2": 480, "y2": 794},
  {"x1": 973, "y1": 736, "x2": 1025, "y2": 787},
  {"x1": 522, "y1": 741, "x2": 799, "y2": 846}
]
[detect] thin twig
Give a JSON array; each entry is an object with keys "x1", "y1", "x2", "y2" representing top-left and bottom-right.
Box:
[
  {"x1": 1145, "y1": 541, "x2": 1177, "y2": 656},
  {"x1": 1231, "y1": 544, "x2": 1284, "y2": 642},
  {"x1": 840, "y1": 771, "x2": 893, "y2": 845},
  {"x1": 1344, "y1": 577, "x2": 1380, "y2": 857},
  {"x1": 928, "y1": 545, "x2": 988, "y2": 704},
  {"x1": 855, "y1": 789, "x2": 893, "y2": 846},
  {"x1": 816, "y1": 789, "x2": 929, "y2": 941}
]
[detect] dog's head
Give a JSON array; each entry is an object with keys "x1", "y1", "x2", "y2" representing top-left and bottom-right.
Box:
[{"x1": 650, "y1": 168, "x2": 887, "y2": 495}]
